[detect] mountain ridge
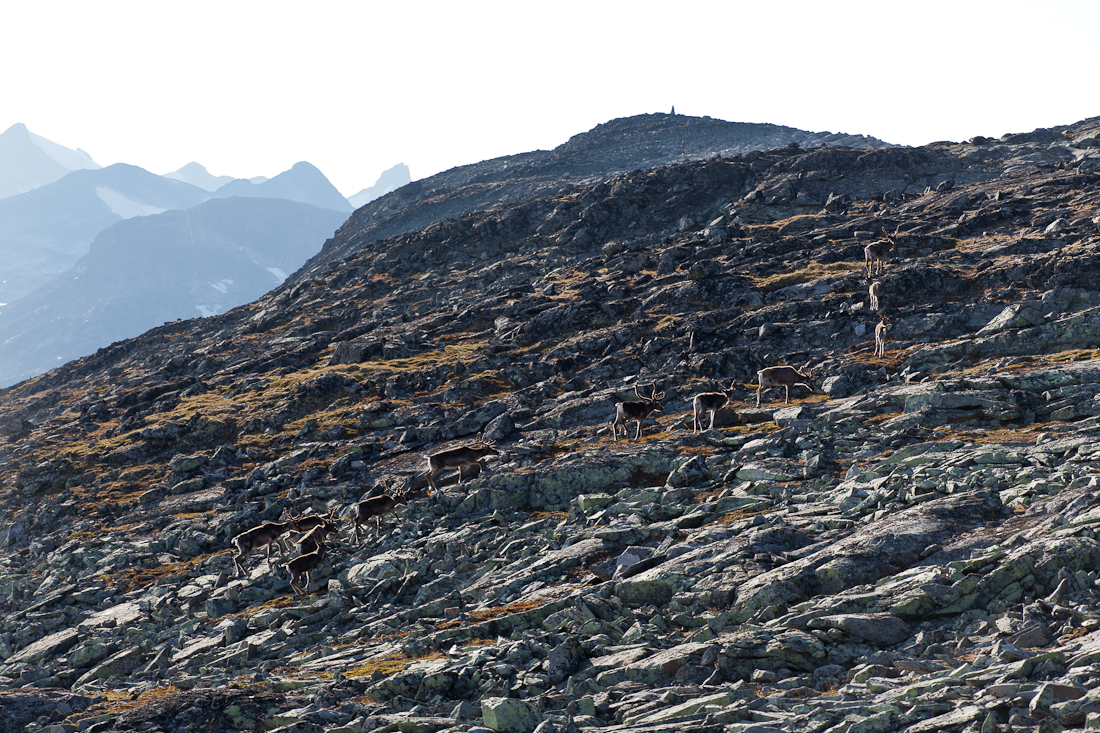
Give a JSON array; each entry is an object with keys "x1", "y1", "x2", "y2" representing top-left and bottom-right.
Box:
[
  {"x1": 292, "y1": 113, "x2": 895, "y2": 286},
  {"x1": 0, "y1": 196, "x2": 348, "y2": 387},
  {"x1": 0, "y1": 122, "x2": 101, "y2": 200}
]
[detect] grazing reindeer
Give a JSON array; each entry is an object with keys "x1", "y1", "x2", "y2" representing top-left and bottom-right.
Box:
[
  {"x1": 351, "y1": 480, "x2": 410, "y2": 541},
  {"x1": 611, "y1": 382, "x2": 666, "y2": 441},
  {"x1": 426, "y1": 436, "x2": 500, "y2": 493},
  {"x1": 232, "y1": 513, "x2": 302, "y2": 577},
  {"x1": 692, "y1": 383, "x2": 737, "y2": 433},
  {"x1": 869, "y1": 280, "x2": 882, "y2": 311},
  {"x1": 756, "y1": 366, "x2": 816, "y2": 406},
  {"x1": 283, "y1": 543, "x2": 328, "y2": 596},
  {"x1": 864, "y1": 226, "x2": 903, "y2": 278},
  {"x1": 875, "y1": 316, "x2": 890, "y2": 357}
]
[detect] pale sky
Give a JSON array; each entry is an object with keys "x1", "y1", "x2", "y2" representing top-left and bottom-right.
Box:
[{"x1": 3, "y1": 0, "x2": 1098, "y2": 198}]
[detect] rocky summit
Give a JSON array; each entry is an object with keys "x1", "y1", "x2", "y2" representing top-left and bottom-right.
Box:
[{"x1": 2, "y1": 113, "x2": 1100, "y2": 733}]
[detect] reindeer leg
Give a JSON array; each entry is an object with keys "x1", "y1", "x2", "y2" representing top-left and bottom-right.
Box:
[{"x1": 710, "y1": 410, "x2": 717, "y2": 430}]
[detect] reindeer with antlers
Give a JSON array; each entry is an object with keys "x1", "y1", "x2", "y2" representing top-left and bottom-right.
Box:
[
  {"x1": 756, "y1": 365, "x2": 816, "y2": 406},
  {"x1": 231, "y1": 512, "x2": 302, "y2": 577},
  {"x1": 350, "y1": 478, "x2": 411, "y2": 541},
  {"x1": 864, "y1": 225, "x2": 903, "y2": 278},
  {"x1": 287, "y1": 508, "x2": 338, "y2": 535},
  {"x1": 611, "y1": 380, "x2": 666, "y2": 441},
  {"x1": 426, "y1": 435, "x2": 501, "y2": 493},
  {"x1": 294, "y1": 514, "x2": 340, "y2": 554},
  {"x1": 692, "y1": 382, "x2": 737, "y2": 433}
]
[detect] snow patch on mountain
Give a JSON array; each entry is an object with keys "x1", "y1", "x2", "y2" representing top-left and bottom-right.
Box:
[{"x1": 96, "y1": 188, "x2": 167, "y2": 219}]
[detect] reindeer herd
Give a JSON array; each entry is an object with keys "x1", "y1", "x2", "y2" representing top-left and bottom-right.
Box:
[
  {"x1": 230, "y1": 441, "x2": 500, "y2": 595},
  {"x1": 229, "y1": 225, "x2": 903, "y2": 595}
]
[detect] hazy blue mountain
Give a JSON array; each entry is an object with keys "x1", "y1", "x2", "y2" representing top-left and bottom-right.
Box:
[
  {"x1": 348, "y1": 163, "x2": 412, "y2": 208},
  {"x1": 0, "y1": 196, "x2": 348, "y2": 387},
  {"x1": 213, "y1": 161, "x2": 353, "y2": 212},
  {"x1": 0, "y1": 122, "x2": 101, "y2": 200},
  {"x1": 0, "y1": 163, "x2": 209, "y2": 304},
  {"x1": 164, "y1": 162, "x2": 237, "y2": 192}
]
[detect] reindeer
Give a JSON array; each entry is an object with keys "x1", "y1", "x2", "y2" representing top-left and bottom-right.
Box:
[
  {"x1": 875, "y1": 316, "x2": 890, "y2": 357},
  {"x1": 287, "y1": 508, "x2": 338, "y2": 534},
  {"x1": 426, "y1": 436, "x2": 500, "y2": 493},
  {"x1": 283, "y1": 543, "x2": 328, "y2": 596},
  {"x1": 864, "y1": 225, "x2": 903, "y2": 278},
  {"x1": 869, "y1": 280, "x2": 882, "y2": 311},
  {"x1": 350, "y1": 479, "x2": 410, "y2": 541},
  {"x1": 231, "y1": 513, "x2": 302, "y2": 577},
  {"x1": 611, "y1": 381, "x2": 666, "y2": 441},
  {"x1": 295, "y1": 515, "x2": 340, "y2": 554},
  {"x1": 756, "y1": 366, "x2": 816, "y2": 406},
  {"x1": 692, "y1": 383, "x2": 737, "y2": 433}
]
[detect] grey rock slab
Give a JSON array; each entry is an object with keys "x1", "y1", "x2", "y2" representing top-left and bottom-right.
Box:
[
  {"x1": 732, "y1": 491, "x2": 1002, "y2": 615},
  {"x1": 594, "y1": 642, "x2": 717, "y2": 686},
  {"x1": 73, "y1": 645, "x2": 143, "y2": 687},
  {"x1": 6, "y1": 627, "x2": 81, "y2": 665},
  {"x1": 68, "y1": 638, "x2": 113, "y2": 668},
  {"x1": 903, "y1": 705, "x2": 984, "y2": 733},
  {"x1": 172, "y1": 633, "x2": 225, "y2": 663},
  {"x1": 77, "y1": 598, "x2": 145, "y2": 629},
  {"x1": 481, "y1": 697, "x2": 541, "y2": 733},
  {"x1": 808, "y1": 613, "x2": 912, "y2": 646}
]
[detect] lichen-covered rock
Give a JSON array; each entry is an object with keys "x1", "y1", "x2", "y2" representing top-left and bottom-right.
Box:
[{"x1": 481, "y1": 697, "x2": 540, "y2": 733}]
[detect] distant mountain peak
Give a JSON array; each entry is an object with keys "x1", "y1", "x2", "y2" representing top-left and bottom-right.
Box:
[
  {"x1": 164, "y1": 162, "x2": 237, "y2": 192},
  {"x1": 349, "y1": 163, "x2": 412, "y2": 209},
  {"x1": 0, "y1": 123, "x2": 101, "y2": 199},
  {"x1": 212, "y1": 161, "x2": 352, "y2": 213}
]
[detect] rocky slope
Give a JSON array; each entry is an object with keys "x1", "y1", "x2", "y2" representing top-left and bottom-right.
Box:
[
  {"x1": 0, "y1": 115, "x2": 1099, "y2": 733},
  {"x1": 295, "y1": 113, "x2": 893, "y2": 282}
]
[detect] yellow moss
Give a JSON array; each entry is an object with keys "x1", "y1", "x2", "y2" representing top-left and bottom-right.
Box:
[
  {"x1": 751, "y1": 262, "x2": 864, "y2": 293},
  {"x1": 344, "y1": 651, "x2": 449, "y2": 679},
  {"x1": 104, "y1": 550, "x2": 232, "y2": 592},
  {"x1": 712, "y1": 508, "x2": 776, "y2": 524}
]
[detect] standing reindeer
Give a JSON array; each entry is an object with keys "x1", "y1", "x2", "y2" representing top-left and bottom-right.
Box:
[
  {"x1": 864, "y1": 226, "x2": 903, "y2": 278},
  {"x1": 869, "y1": 280, "x2": 882, "y2": 311},
  {"x1": 283, "y1": 543, "x2": 328, "y2": 596},
  {"x1": 295, "y1": 516, "x2": 339, "y2": 554},
  {"x1": 426, "y1": 436, "x2": 500, "y2": 493},
  {"x1": 875, "y1": 316, "x2": 890, "y2": 357},
  {"x1": 231, "y1": 513, "x2": 302, "y2": 577},
  {"x1": 611, "y1": 381, "x2": 666, "y2": 441},
  {"x1": 350, "y1": 479, "x2": 410, "y2": 541},
  {"x1": 692, "y1": 383, "x2": 737, "y2": 433},
  {"x1": 756, "y1": 366, "x2": 816, "y2": 406},
  {"x1": 287, "y1": 508, "x2": 338, "y2": 535}
]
